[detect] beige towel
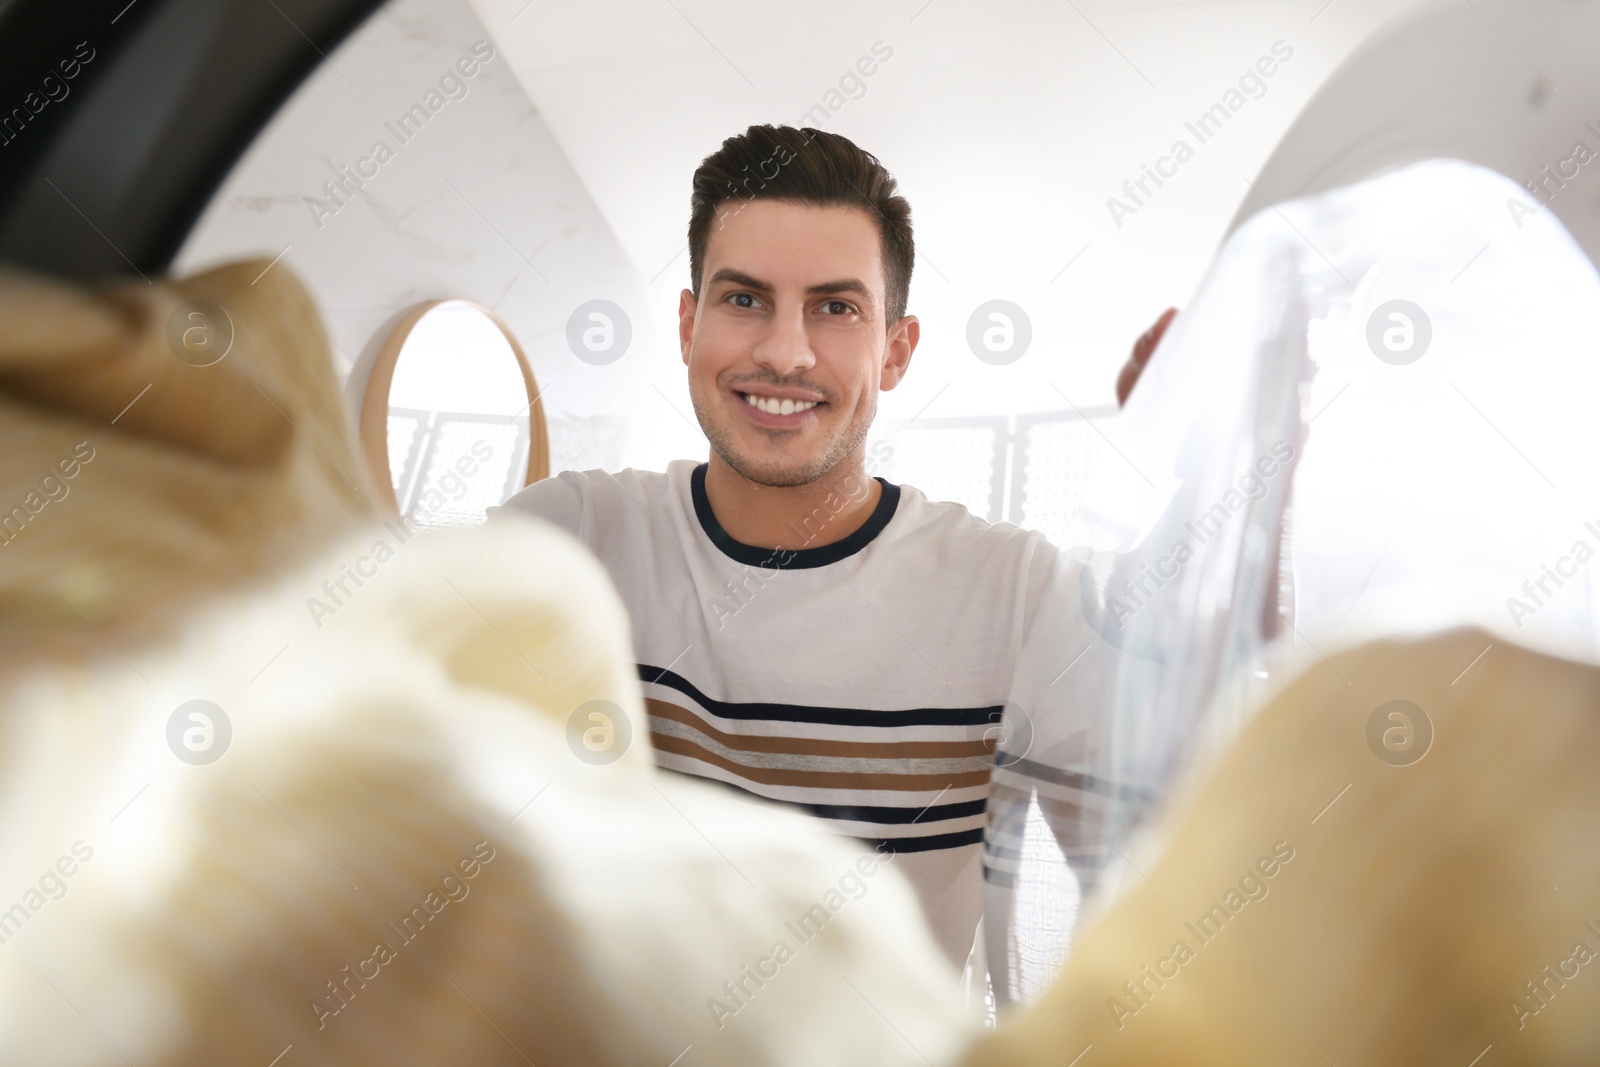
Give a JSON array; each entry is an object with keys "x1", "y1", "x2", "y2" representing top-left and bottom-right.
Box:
[
  {"x1": 962, "y1": 628, "x2": 1600, "y2": 1066},
  {"x1": 0, "y1": 261, "x2": 975, "y2": 1066},
  {"x1": 0, "y1": 259, "x2": 377, "y2": 664}
]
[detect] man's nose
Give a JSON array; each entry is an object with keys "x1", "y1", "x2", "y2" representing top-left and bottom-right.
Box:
[{"x1": 751, "y1": 307, "x2": 817, "y2": 377}]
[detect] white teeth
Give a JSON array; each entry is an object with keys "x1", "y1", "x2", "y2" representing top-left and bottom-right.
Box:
[{"x1": 742, "y1": 393, "x2": 818, "y2": 416}]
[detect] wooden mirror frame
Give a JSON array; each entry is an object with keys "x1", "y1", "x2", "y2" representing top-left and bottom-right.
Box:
[{"x1": 359, "y1": 299, "x2": 550, "y2": 517}]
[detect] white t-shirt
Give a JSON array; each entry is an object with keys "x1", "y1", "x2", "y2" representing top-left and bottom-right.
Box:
[{"x1": 491, "y1": 459, "x2": 1115, "y2": 967}]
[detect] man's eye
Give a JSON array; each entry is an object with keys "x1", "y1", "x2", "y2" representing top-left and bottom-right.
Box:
[
  {"x1": 824, "y1": 300, "x2": 854, "y2": 315},
  {"x1": 729, "y1": 293, "x2": 758, "y2": 309}
]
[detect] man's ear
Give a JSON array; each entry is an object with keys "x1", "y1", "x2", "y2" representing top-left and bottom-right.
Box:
[
  {"x1": 879, "y1": 314, "x2": 919, "y2": 391},
  {"x1": 678, "y1": 289, "x2": 697, "y2": 366}
]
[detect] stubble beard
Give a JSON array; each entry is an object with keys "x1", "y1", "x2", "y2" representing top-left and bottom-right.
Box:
[{"x1": 692, "y1": 385, "x2": 873, "y2": 489}]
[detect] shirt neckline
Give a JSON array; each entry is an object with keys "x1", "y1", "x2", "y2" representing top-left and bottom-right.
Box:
[{"x1": 689, "y1": 462, "x2": 901, "y2": 570}]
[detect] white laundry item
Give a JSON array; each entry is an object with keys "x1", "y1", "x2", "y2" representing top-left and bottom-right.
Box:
[
  {"x1": 984, "y1": 158, "x2": 1600, "y2": 1006},
  {"x1": 0, "y1": 517, "x2": 978, "y2": 1067}
]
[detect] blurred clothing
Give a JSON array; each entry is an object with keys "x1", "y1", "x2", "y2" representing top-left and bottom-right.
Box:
[
  {"x1": 0, "y1": 260, "x2": 975, "y2": 1066},
  {"x1": 495, "y1": 459, "x2": 1122, "y2": 968},
  {"x1": 0, "y1": 259, "x2": 377, "y2": 666},
  {"x1": 962, "y1": 628, "x2": 1600, "y2": 1066}
]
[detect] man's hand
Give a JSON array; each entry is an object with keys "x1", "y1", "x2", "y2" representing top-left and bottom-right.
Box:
[{"x1": 1116, "y1": 307, "x2": 1177, "y2": 408}]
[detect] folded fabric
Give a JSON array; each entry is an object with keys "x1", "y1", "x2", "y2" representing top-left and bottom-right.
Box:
[
  {"x1": 0, "y1": 259, "x2": 378, "y2": 668},
  {"x1": 0, "y1": 517, "x2": 975, "y2": 1065},
  {"x1": 0, "y1": 260, "x2": 976, "y2": 1066}
]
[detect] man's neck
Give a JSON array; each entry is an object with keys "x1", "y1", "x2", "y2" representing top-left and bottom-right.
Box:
[{"x1": 702, "y1": 453, "x2": 883, "y2": 551}]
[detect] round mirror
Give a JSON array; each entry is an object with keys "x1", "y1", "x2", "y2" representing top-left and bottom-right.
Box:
[{"x1": 360, "y1": 299, "x2": 549, "y2": 526}]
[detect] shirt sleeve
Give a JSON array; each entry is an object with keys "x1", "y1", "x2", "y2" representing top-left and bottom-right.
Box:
[
  {"x1": 983, "y1": 538, "x2": 1135, "y2": 1005},
  {"x1": 487, "y1": 470, "x2": 587, "y2": 543}
]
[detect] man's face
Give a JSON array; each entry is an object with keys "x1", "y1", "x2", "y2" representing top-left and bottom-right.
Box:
[{"x1": 680, "y1": 199, "x2": 917, "y2": 488}]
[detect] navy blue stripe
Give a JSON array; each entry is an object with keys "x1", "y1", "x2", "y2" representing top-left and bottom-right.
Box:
[
  {"x1": 981, "y1": 866, "x2": 1018, "y2": 888},
  {"x1": 639, "y1": 664, "x2": 1002, "y2": 729},
  {"x1": 814, "y1": 797, "x2": 987, "y2": 825},
  {"x1": 869, "y1": 828, "x2": 985, "y2": 854},
  {"x1": 690, "y1": 461, "x2": 901, "y2": 569},
  {"x1": 1000, "y1": 755, "x2": 1153, "y2": 803}
]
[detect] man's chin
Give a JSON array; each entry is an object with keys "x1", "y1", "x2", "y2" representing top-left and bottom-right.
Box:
[
  {"x1": 725, "y1": 457, "x2": 824, "y2": 489},
  {"x1": 715, "y1": 443, "x2": 832, "y2": 489},
  {"x1": 696, "y1": 403, "x2": 868, "y2": 489}
]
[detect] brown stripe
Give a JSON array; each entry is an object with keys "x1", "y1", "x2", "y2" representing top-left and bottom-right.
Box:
[
  {"x1": 652, "y1": 733, "x2": 992, "y2": 792},
  {"x1": 645, "y1": 697, "x2": 997, "y2": 760}
]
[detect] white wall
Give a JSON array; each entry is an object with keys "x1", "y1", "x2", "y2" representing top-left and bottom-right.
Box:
[
  {"x1": 467, "y1": 0, "x2": 1431, "y2": 424},
  {"x1": 176, "y1": 0, "x2": 1484, "y2": 502},
  {"x1": 174, "y1": 0, "x2": 698, "y2": 477}
]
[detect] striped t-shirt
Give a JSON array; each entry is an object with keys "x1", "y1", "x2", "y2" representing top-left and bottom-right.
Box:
[{"x1": 492, "y1": 459, "x2": 1116, "y2": 966}]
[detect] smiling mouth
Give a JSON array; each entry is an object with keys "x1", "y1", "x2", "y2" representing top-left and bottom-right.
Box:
[{"x1": 737, "y1": 392, "x2": 823, "y2": 417}]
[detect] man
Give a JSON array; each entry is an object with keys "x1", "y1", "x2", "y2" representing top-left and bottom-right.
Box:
[{"x1": 493, "y1": 124, "x2": 1171, "y2": 969}]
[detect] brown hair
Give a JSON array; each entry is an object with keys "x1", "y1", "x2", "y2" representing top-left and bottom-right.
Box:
[{"x1": 687, "y1": 124, "x2": 914, "y2": 330}]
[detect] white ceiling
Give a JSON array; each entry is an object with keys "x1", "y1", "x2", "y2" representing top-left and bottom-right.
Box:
[{"x1": 465, "y1": 0, "x2": 1432, "y2": 421}]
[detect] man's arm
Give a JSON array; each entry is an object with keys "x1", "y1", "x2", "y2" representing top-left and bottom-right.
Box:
[
  {"x1": 983, "y1": 542, "x2": 1133, "y2": 1004},
  {"x1": 487, "y1": 470, "x2": 587, "y2": 541},
  {"x1": 1116, "y1": 307, "x2": 1178, "y2": 407},
  {"x1": 1001, "y1": 545, "x2": 1124, "y2": 892}
]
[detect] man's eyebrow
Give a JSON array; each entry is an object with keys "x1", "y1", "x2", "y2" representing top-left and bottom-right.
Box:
[
  {"x1": 706, "y1": 267, "x2": 877, "y2": 309},
  {"x1": 706, "y1": 267, "x2": 772, "y2": 291}
]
